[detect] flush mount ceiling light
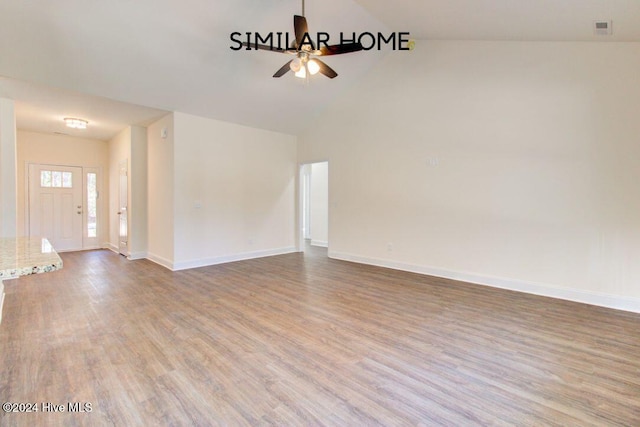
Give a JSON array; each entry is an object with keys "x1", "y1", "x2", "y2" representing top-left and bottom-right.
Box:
[{"x1": 64, "y1": 117, "x2": 88, "y2": 129}]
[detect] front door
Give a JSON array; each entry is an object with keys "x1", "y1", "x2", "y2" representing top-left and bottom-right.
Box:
[{"x1": 29, "y1": 164, "x2": 83, "y2": 251}]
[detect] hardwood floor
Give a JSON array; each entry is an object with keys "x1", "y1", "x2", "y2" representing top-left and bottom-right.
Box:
[{"x1": 1, "y1": 247, "x2": 639, "y2": 426}]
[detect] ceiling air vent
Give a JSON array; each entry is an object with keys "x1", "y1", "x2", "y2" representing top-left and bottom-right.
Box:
[{"x1": 593, "y1": 20, "x2": 613, "y2": 36}]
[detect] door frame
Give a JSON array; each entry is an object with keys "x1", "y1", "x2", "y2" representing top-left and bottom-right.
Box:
[
  {"x1": 298, "y1": 160, "x2": 329, "y2": 253},
  {"x1": 25, "y1": 162, "x2": 103, "y2": 251},
  {"x1": 118, "y1": 160, "x2": 128, "y2": 256}
]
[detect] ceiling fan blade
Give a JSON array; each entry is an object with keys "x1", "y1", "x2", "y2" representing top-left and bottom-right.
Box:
[
  {"x1": 242, "y1": 42, "x2": 288, "y2": 53},
  {"x1": 317, "y1": 42, "x2": 364, "y2": 56},
  {"x1": 273, "y1": 60, "x2": 293, "y2": 78},
  {"x1": 314, "y1": 59, "x2": 338, "y2": 79},
  {"x1": 294, "y1": 15, "x2": 311, "y2": 49}
]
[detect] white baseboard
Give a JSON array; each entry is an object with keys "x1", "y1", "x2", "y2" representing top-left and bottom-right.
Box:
[
  {"x1": 310, "y1": 240, "x2": 328, "y2": 248},
  {"x1": 172, "y1": 246, "x2": 297, "y2": 271},
  {"x1": 329, "y1": 251, "x2": 640, "y2": 314},
  {"x1": 146, "y1": 252, "x2": 174, "y2": 270},
  {"x1": 128, "y1": 251, "x2": 147, "y2": 260},
  {"x1": 106, "y1": 244, "x2": 146, "y2": 260}
]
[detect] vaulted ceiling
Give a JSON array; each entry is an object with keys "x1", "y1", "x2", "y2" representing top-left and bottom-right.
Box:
[{"x1": 1, "y1": 0, "x2": 639, "y2": 140}]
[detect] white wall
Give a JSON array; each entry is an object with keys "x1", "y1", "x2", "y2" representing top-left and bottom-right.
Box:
[
  {"x1": 130, "y1": 126, "x2": 147, "y2": 258},
  {"x1": 299, "y1": 41, "x2": 640, "y2": 312},
  {"x1": 17, "y1": 130, "x2": 108, "y2": 242},
  {"x1": 147, "y1": 114, "x2": 175, "y2": 268},
  {"x1": 310, "y1": 162, "x2": 328, "y2": 247},
  {"x1": 0, "y1": 98, "x2": 17, "y2": 237},
  {"x1": 171, "y1": 112, "x2": 297, "y2": 270}
]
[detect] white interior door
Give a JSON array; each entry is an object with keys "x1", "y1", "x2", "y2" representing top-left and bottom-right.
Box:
[
  {"x1": 29, "y1": 164, "x2": 83, "y2": 251},
  {"x1": 118, "y1": 160, "x2": 128, "y2": 256}
]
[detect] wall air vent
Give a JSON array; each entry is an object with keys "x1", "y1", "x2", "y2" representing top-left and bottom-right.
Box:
[{"x1": 594, "y1": 20, "x2": 613, "y2": 36}]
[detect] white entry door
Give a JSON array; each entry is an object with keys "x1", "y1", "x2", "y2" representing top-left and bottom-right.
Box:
[{"x1": 29, "y1": 164, "x2": 83, "y2": 251}]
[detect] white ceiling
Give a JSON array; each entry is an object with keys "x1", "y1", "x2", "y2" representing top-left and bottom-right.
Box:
[
  {"x1": 356, "y1": 0, "x2": 640, "y2": 41},
  {"x1": 1, "y1": 0, "x2": 639, "y2": 140},
  {"x1": 0, "y1": 77, "x2": 167, "y2": 141}
]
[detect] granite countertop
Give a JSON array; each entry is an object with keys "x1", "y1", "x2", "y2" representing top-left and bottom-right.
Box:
[{"x1": 0, "y1": 237, "x2": 63, "y2": 280}]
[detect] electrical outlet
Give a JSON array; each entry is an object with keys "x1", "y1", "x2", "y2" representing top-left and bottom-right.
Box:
[{"x1": 387, "y1": 243, "x2": 393, "y2": 252}]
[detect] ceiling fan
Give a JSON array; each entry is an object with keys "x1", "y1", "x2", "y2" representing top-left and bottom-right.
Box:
[{"x1": 243, "y1": 0, "x2": 364, "y2": 79}]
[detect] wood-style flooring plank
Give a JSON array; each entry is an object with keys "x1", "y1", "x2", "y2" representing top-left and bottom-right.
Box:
[{"x1": 1, "y1": 246, "x2": 639, "y2": 426}]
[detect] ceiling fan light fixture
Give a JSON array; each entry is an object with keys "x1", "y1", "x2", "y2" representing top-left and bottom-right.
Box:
[
  {"x1": 307, "y1": 59, "x2": 320, "y2": 75},
  {"x1": 64, "y1": 117, "x2": 88, "y2": 129},
  {"x1": 294, "y1": 66, "x2": 306, "y2": 78},
  {"x1": 290, "y1": 57, "x2": 302, "y2": 72},
  {"x1": 248, "y1": 5, "x2": 362, "y2": 80}
]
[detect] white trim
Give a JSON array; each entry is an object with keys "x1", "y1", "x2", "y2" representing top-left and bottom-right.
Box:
[
  {"x1": 329, "y1": 251, "x2": 640, "y2": 314},
  {"x1": 83, "y1": 166, "x2": 102, "y2": 250},
  {"x1": 23, "y1": 161, "x2": 30, "y2": 236},
  {"x1": 128, "y1": 251, "x2": 147, "y2": 260},
  {"x1": 26, "y1": 162, "x2": 103, "y2": 251},
  {"x1": 118, "y1": 159, "x2": 129, "y2": 257},
  {"x1": 298, "y1": 160, "x2": 330, "y2": 253},
  {"x1": 310, "y1": 240, "x2": 328, "y2": 248},
  {"x1": 0, "y1": 282, "x2": 5, "y2": 324},
  {"x1": 107, "y1": 246, "x2": 145, "y2": 261},
  {"x1": 172, "y1": 246, "x2": 297, "y2": 271},
  {"x1": 146, "y1": 252, "x2": 174, "y2": 270}
]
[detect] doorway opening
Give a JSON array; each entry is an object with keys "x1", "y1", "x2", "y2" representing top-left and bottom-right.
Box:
[
  {"x1": 299, "y1": 161, "x2": 328, "y2": 254},
  {"x1": 118, "y1": 160, "x2": 128, "y2": 256}
]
